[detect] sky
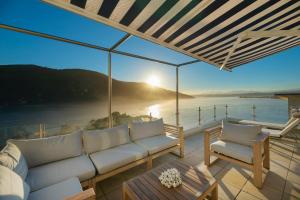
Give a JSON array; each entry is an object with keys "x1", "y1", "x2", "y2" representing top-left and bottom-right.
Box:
[{"x1": 0, "y1": 0, "x2": 299, "y2": 95}]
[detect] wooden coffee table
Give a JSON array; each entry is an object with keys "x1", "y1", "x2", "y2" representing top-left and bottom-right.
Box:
[{"x1": 122, "y1": 160, "x2": 218, "y2": 200}]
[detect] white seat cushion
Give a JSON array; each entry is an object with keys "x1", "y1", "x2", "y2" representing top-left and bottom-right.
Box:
[
  {"x1": 211, "y1": 140, "x2": 254, "y2": 164},
  {"x1": 221, "y1": 121, "x2": 261, "y2": 146},
  {"x1": 26, "y1": 155, "x2": 95, "y2": 192},
  {"x1": 262, "y1": 128, "x2": 281, "y2": 138},
  {"x1": 83, "y1": 124, "x2": 130, "y2": 154},
  {"x1": 0, "y1": 165, "x2": 30, "y2": 200},
  {"x1": 0, "y1": 143, "x2": 28, "y2": 180},
  {"x1": 9, "y1": 131, "x2": 82, "y2": 168},
  {"x1": 135, "y1": 135, "x2": 179, "y2": 155},
  {"x1": 130, "y1": 119, "x2": 164, "y2": 141},
  {"x1": 28, "y1": 177, "x2": 82, "y2": 200},
  {"x1": 239, "y1": 120, "x2": 286, "y2": 130},
  {"x1": 90, "y1": 143, "x2": 147, "y2": 174}
]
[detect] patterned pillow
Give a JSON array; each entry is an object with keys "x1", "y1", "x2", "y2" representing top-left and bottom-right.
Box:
[
  {"x1": 0, "y1": 143, "x2": 28, "y2": 180},
  {"x1": 0, "y1": 165, "x2": 30, "y2": 200}
]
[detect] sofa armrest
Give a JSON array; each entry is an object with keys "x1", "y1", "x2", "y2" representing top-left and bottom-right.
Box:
[
  {"x1": 163, "y1": 123, "x2": 183, "y2": 138},
  {"x1": 65, "y1": 188, "x2": 95, "y2": 200},
  {"x1": 164, "y1": 123, "x2": 184, "y2": 157}
]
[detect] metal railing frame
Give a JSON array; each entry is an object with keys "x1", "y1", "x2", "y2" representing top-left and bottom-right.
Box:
[{"x1": 0, "y1": 23, "x2": 202, "y2": 127}]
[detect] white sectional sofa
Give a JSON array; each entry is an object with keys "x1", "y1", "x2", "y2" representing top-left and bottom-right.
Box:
[
  {"x1": 85, "y1": 119, "x2": 184, "y2": 185},
  {"x1": 0, "y1": 118, "x2": 184, "y2": 199},
  {"x1": 0, "y1": 140, "x2": 95, "y2": 200}
]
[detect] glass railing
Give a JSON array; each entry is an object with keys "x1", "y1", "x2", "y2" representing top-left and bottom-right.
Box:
[{"x1": 0, "y1": 104, "x2": 292, "y2": 148}]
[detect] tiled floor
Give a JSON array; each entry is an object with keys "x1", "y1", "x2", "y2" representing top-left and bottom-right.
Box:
[{"x1": 94, "y1": 132, "x2": 300, "y2": 200}]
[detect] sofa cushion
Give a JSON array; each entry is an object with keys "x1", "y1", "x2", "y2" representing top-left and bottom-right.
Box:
[
  {"x1": 28, "y1": 177, "x2": 82, "y2": 200},
  {"x1": 8, "y1": 131, "x2": 82, "y2": 168},
  {"x1": 130, "y1": 119, "x2": 164, "y2": 141},
  {"x1": 221, "y1": 121, "x2": 261, "y2": 146},
  {"x1": 0, "y1": 143, "x2": 28, "y2": 180},
  {"x1": 211, "y1": 140, "x2": 253, "y2": 163},
  {"x1": 90, "y1": 143, "x2": 147, "y2": 174},
  {"x1": 135, "y1": 135, "x2": 179, "y2": 155},
  {"x1": 83, "y1": 124, "x2": 130, "y2": 154},
  {"x1": 26, "y1": 155, "x2": 95, "y2": 192},
  {"x1": 0, "y1": 165, "x2": 30, "y2": 200}
]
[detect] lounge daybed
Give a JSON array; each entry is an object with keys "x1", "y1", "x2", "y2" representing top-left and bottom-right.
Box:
[
  {"x1": 0, "y1": 118, "x2": 184, "y2": 199},
  {"x1": 238, "y1": 116, "x2": 297, "y2": 130},
  {"x1": 204, "y1": 121, "x2": 270, "y2": 188},
  {"x1": 239, "y1": 117, "x2": 300, "y2": 138}
]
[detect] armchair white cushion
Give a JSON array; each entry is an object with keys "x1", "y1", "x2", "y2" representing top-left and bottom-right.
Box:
[
  {"x1": 26, "y1": 155, "x2": 95, "y2": 192},
  {"x1": 8, "y1": 131, "x2": 83, "y2": 168},
  {"x1": 221, "y1": 121, "x2": 261, "y2": 146},
  {"x1": 0, "y1": 165, "x2": 30, "y2": 200},
  {"x1": 0, "y1": 143, "x2": 28, "y2": 180},
  {"x1": 28, "y1": 177, "x2": 82, "y2": 200},
  {"x1": 130, "y1": 119, "x2": 164, "y2": 141},
  {"x1": 83, "y1": 124, "x2": 130, "y2": 154},
  {"x1": 211, "y1": 140, "x2": 254, "y2": 163}
]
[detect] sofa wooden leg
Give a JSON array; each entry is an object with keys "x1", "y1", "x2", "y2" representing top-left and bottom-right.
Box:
[
  {"x1": 180, "y1": 146, "x2": 184, "y2": 158},
  {"x1": 253, "y1": 143, "x2": 263, "y2": 188},
  {"x1": 263, "y1": 137, "x2": 270, "y2": 170},
  {"x1": 147, "y1": 157, "x2": 153, "y2": 170},
  {"x1": 204, "y1": 131, "x2": 211, "y2": 166}
]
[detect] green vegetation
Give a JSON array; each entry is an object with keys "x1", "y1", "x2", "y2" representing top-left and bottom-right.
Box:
[{"x1": 86, "y1": 112, "x2": 151, "y2": 130}]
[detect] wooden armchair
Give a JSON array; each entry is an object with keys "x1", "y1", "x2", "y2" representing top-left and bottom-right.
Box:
[
  {"x1": 65, "y1": 188, "x2": 96, "y2": 200},
  {"x1": 204, "y1": 125, "x2": 270, "y2": 188}
]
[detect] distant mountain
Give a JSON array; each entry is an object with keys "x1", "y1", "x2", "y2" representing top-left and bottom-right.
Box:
[
  {"x1": 0, "y1": 65, "x2": 193, "y2": 105},
  {"x1": 194, "y1": 89, "x2": 300, "y2": 98}
]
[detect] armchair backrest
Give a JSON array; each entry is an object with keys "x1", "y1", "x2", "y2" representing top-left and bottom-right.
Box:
[{"x1": 221, "y1": 121, "x2": 261, "y2": 146}]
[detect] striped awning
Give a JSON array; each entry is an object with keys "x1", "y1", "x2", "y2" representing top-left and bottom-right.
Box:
[{"x1": 43, "y1": 0, "x2": 300, "y2": 70}]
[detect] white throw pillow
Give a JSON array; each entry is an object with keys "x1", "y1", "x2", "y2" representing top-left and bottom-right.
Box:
[
  {"x1": 8, "y1": 131, "x2": 82, "y2": 168},
  {"x1": 0, "y1": 143, "x2": 28, "y2": 181},
  {"x1": 83, "y1": 124, "x2": 130, "y2": 154},
  {"x1": 221, "y1": 121, "x2": 261, "y2": 146},
  {"x1": 0, "y1": 165, "x2": 30, "y2": 200},
  {"x1": 130, "y1": 119, "x2": 164, "y2": 141}
]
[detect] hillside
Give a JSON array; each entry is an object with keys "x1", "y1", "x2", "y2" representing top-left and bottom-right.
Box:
[{"x1": 0, "y1": 65, "x2": 193, "y2": 105}]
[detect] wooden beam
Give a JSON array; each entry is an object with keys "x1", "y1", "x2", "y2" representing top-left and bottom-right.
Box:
[{"x1": 244, "y1": 30, "x2": 300, "y2": 38}]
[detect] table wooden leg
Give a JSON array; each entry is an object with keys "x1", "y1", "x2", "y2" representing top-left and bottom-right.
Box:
[
  {"x1": 123, "y1": 187, "x2": 130, "y2": 200},
  {"x1": 211, "y1": 184, "x2": 218, "y2": 200}
]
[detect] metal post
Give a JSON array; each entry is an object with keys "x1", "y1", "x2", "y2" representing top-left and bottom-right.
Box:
[
  {"x1": 225, "y1": 104, "x2": 228, "y2": 119},
  {"x1": 198, "y1": 106, "x2": 201, "y2": 125},
  {"x1": 39, "y1": 124, "x2": 43, "y2": 138},
  {"x1": 176, "y1": 66, "x2": 179, "y2": 126},
  {"x1": 214, "y1": 105, "x2": 216, "y2": 121},
  {"x1": 149, "y1": 112, "x2": 152, "y2": 121},
  {"x1": 252, "y1": 104, "x2": 256, "y2": 121},
  {"x1": 108, "y1": 52, "x2": 112, "y2": 128}
]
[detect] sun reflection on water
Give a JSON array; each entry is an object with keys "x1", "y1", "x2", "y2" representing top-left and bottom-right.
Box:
[{"x1": 148, "y1": 104, "x2": 161, "y2": 118}]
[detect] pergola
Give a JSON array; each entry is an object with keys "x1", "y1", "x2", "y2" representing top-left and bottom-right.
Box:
[{"x1": 1, "y1": 0, "x2": 299, "y2": 127}]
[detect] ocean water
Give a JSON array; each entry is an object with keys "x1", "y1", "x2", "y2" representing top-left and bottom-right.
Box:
[{"x1": 0, "y1": 96, "x2": 288, "y2": 133}]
